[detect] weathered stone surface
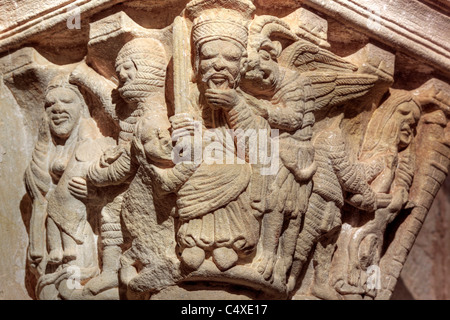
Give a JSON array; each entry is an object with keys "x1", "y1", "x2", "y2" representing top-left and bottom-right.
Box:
[
  {"x1": 0, "y1": 0, "x2": 449, "y2": 300},
  {"x1": 392, "y1": 176, "x2": 450, "y2": 300}
]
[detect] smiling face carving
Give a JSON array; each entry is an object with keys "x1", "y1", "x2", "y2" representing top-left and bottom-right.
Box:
[{"x1": 45, "y1": 87, "x2": 82, "y2": 140}]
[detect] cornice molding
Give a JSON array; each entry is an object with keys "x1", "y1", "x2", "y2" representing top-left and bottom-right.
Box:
[{"x1": 1, "y1": 0, "x2": 449, "y2": 76}]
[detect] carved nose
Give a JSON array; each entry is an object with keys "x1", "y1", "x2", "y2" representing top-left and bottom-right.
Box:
[
  {"x1": 119, "y1": 69, "x2": 128, "y2": 82},
  {"x1": 248, "y1": 58, "x2": 259, "y2": 69},
  {"x1": 52, "y1": 103, "x2": 65, "y2": 113},
  {"x1": 213, "y1": 58, "x2": 226, "y2": 71}
]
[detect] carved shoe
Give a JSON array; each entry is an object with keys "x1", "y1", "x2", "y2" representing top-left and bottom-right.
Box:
[
  {"x1": 212, "y1": 247, "x2": 238, "y2": 271},
  {"x1": 181, "y1": 246, "x2": 205, "y2": 270}
]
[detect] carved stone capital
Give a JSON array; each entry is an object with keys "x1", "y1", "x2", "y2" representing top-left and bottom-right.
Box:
[{"x1": 1, "y1": 0, "x2": 449, "y2": 300}]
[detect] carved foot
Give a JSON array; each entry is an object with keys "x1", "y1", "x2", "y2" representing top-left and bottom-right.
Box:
[
  {"x1": 82, "y1": 271, "x2": 119, "y2": 297},
  {"x1": 212, "y1": 247, "x2": 238, "y2": 271},
  {"x1": 311, "y1": 282, "x2": 343, "y2": 300},
  {"x1": 256, "y1": 251, "x2": 275, "y2": 281},
  {"x1": 48, "y1": 249, "x2": 63, "y2": 264},
  {"x1": 334, "y1": 279, "x2": 365, "y2": 296},
  {"x1": 348, "y1": 265, "x2": 361, "y2": 287},
  {"x1": 28, "y1": 248, "x2": 44, "y2": 266},
  {"x1": 181, "y1": 246, "x2": 205, "y2": 270},
  {"x1": 274, "y1": 257, "x2": 290, "y2": 284},
  {"x1": 287, "y1": 275, "x2": 297, "y2": 293}
]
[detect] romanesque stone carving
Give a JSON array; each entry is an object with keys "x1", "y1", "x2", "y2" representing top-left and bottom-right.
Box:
[
  {"x1": 24, "y1": 74, "x2": 119, "y2": 300},
  {"x1": 1, "y1": 0, "x2": 449, "y2": 300}
]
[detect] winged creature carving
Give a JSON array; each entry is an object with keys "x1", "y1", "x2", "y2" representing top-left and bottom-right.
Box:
[{"x1": 240, "y1": 15, "x2": 379, "y2": 287}]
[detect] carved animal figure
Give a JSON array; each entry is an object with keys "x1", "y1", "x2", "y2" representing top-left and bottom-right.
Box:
[{"x1": 240, "y1": 15, "x2": 381, "y2": 287}]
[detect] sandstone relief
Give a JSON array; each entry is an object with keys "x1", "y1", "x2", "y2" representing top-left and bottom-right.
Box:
[{"x1": 1, "y1": 0, "x2": 449, "y2": 300}]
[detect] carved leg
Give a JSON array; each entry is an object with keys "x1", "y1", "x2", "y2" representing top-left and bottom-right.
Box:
[
  {"x1": 275, "y1": 211, "x2": 303, "y2": 284},
  {"x1": 62, "y1": 231, "x2": 77, "y2": 262},
  {"x1": 255, "y1": 209, "x2": 284, "y2": 281},
  {"x1": 287, "y1": 193, "x2": 326, "y2": 293},
  {"x1": 47, "y1": 217, "x2": 63, "y2": 264},
  {"x1": 28, "y1": 199, "x2": 48, "y2": 265},
  {"x1": 83, "y1": 200, "x2": 123, "y2": 296},
  {"x1": 83, "y1": 246, "x2": 121, "y2": 297},
  {"x1": 311, "y1": 229, "x2": 342, "y2": 300}
]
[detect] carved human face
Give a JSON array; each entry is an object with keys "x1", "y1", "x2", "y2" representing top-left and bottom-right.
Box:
[
  {"x1": 116, "y1": 59, "x2": 138, "y2": 102},
  {"x1": 117, "y1": 59, "x2": 137, "y2": 87},
  {"x1": 45, "y1": 87, "x2": 82, "y2": 140},
  {"x1": 395, "y1": 101, "x2": 421, "y2": 149},
  {"x1": 142, "y1": 127, "x2": 173, "y2": 166},
  {"x1": 242, "y1": 38, "x2": 281, "y2": 96},
  {"x1": 198, "y1": 40, "x2": 244, "y2": 89}
]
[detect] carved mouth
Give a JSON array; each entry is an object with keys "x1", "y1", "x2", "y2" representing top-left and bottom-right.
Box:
[
  {"x1": 401, "y1": 125, "x2": 412, "y2": 136},
  {"x1": 52, "y1": 115, "x2": 70, "y2": 125},
  {"x1": 208, "y1": 74, "x2": 229, "y2": 89},
  {"x1": 245, "y1": 69, "x2": 263, "y2": 81}
]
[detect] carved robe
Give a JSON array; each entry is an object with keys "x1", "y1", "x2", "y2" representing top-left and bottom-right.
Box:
[{"x1": 176, "y1": 94, "x2": 262, "y2": 255}]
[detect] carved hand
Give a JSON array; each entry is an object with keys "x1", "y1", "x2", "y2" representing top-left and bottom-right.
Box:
[
  {"x1": 100, "y1": 146, "x2": 125, "y2": 168},
  {"x1": 252, "y1": 102, "x2": 269, "y2": 119},
  {"x1": 205, "y1": 89, "x2": 240, "y2": 110},
  {"x1": 170, "y1": 113, "x2": 196, "y2": 147},
  {"x1": 170, "y1": 113, "x2": 198, "y2": 164},
  {"x1": 68, "y1": 177, "x2": 94, "y2": 202},
  {"x1": 375, "y1": 193, "x2": 393, "y2": 209},
  {"x1": 170, "y1": 113, "x2": 196, "y2": 133}
]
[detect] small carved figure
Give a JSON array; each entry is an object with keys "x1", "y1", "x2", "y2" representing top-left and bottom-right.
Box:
[
  {"x1": 336, "y1": 91, "x2": 421, "y2": 299},
  {"x1": 79, "y1": 37, "x2": 180, "y2": 296},
  {"x1": 241, "y1": 16, "x2": 316, "y2": 282},
  {"x1": 24, "y1": 74, "x2": 115, "y2": 299},
  {"x1": 288, "y1": 112, "x2": 392, "y2": 298},
  {"x1": 241, "y1": 15, "x2": 381, "y2": 287}
]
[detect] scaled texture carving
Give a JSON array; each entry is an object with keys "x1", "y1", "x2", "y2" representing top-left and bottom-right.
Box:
[{"x1": 6, "y1": 0, "x2": 449, "y2": 300}]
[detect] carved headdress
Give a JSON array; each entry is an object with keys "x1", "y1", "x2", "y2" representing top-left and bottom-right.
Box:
[
  {"x1": 115, "y1": 37, "x2": 168, "y2": 102},
  {"x1": 186, "y1": 0, "x2": 256, "y2": 51}
]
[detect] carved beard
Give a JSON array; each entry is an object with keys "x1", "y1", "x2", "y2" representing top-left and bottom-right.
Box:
[
  {"x1": 118, "y1": 77, "x2": 158, "y2": 103},
  {"x1": 200, "y1": 69, "x2": 240, "y2": 90}
]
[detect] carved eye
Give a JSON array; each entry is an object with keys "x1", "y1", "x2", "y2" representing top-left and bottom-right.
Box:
[
  {"x1": 200, "y1": 47, "x2": 216, "y2": 60},
  {"x1": 224, "y1": 52, "x2": 241, "y2": 62},
  {"x1": 259, "y1": 49, "x2": 271, "y2": 61},
  {"x1": 60, "y1": 97, "x2": 73, "y2": 104},
  {"x1": 44, "y1": 101, "x2": 53, "y2": 109},
  {"x1": 397, "y1": 105, "x2": 412, "y2": 116},
  {"x1": 122, "y1": 61, "x2": 134, "y2": 70}
]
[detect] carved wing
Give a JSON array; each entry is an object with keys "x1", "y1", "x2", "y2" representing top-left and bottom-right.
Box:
[
  {"x1": 280, "y1": 40, "x2": 358, "y2": 73},
  {"x1": 303, "y1": 72, "x2": 378, "y2": 111},
  {"x1": 279, "y1": 40, "x2": 378, "y2": 112}
]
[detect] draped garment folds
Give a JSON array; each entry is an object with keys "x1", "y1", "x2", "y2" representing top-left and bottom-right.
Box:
[{"x1": 176, "y1": 97, "x2": 259, "y2": 255}]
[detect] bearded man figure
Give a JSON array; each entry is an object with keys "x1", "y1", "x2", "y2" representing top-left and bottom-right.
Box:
[{"x1": 172, "y1": 0, "x2": 269, "y2": 272}]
